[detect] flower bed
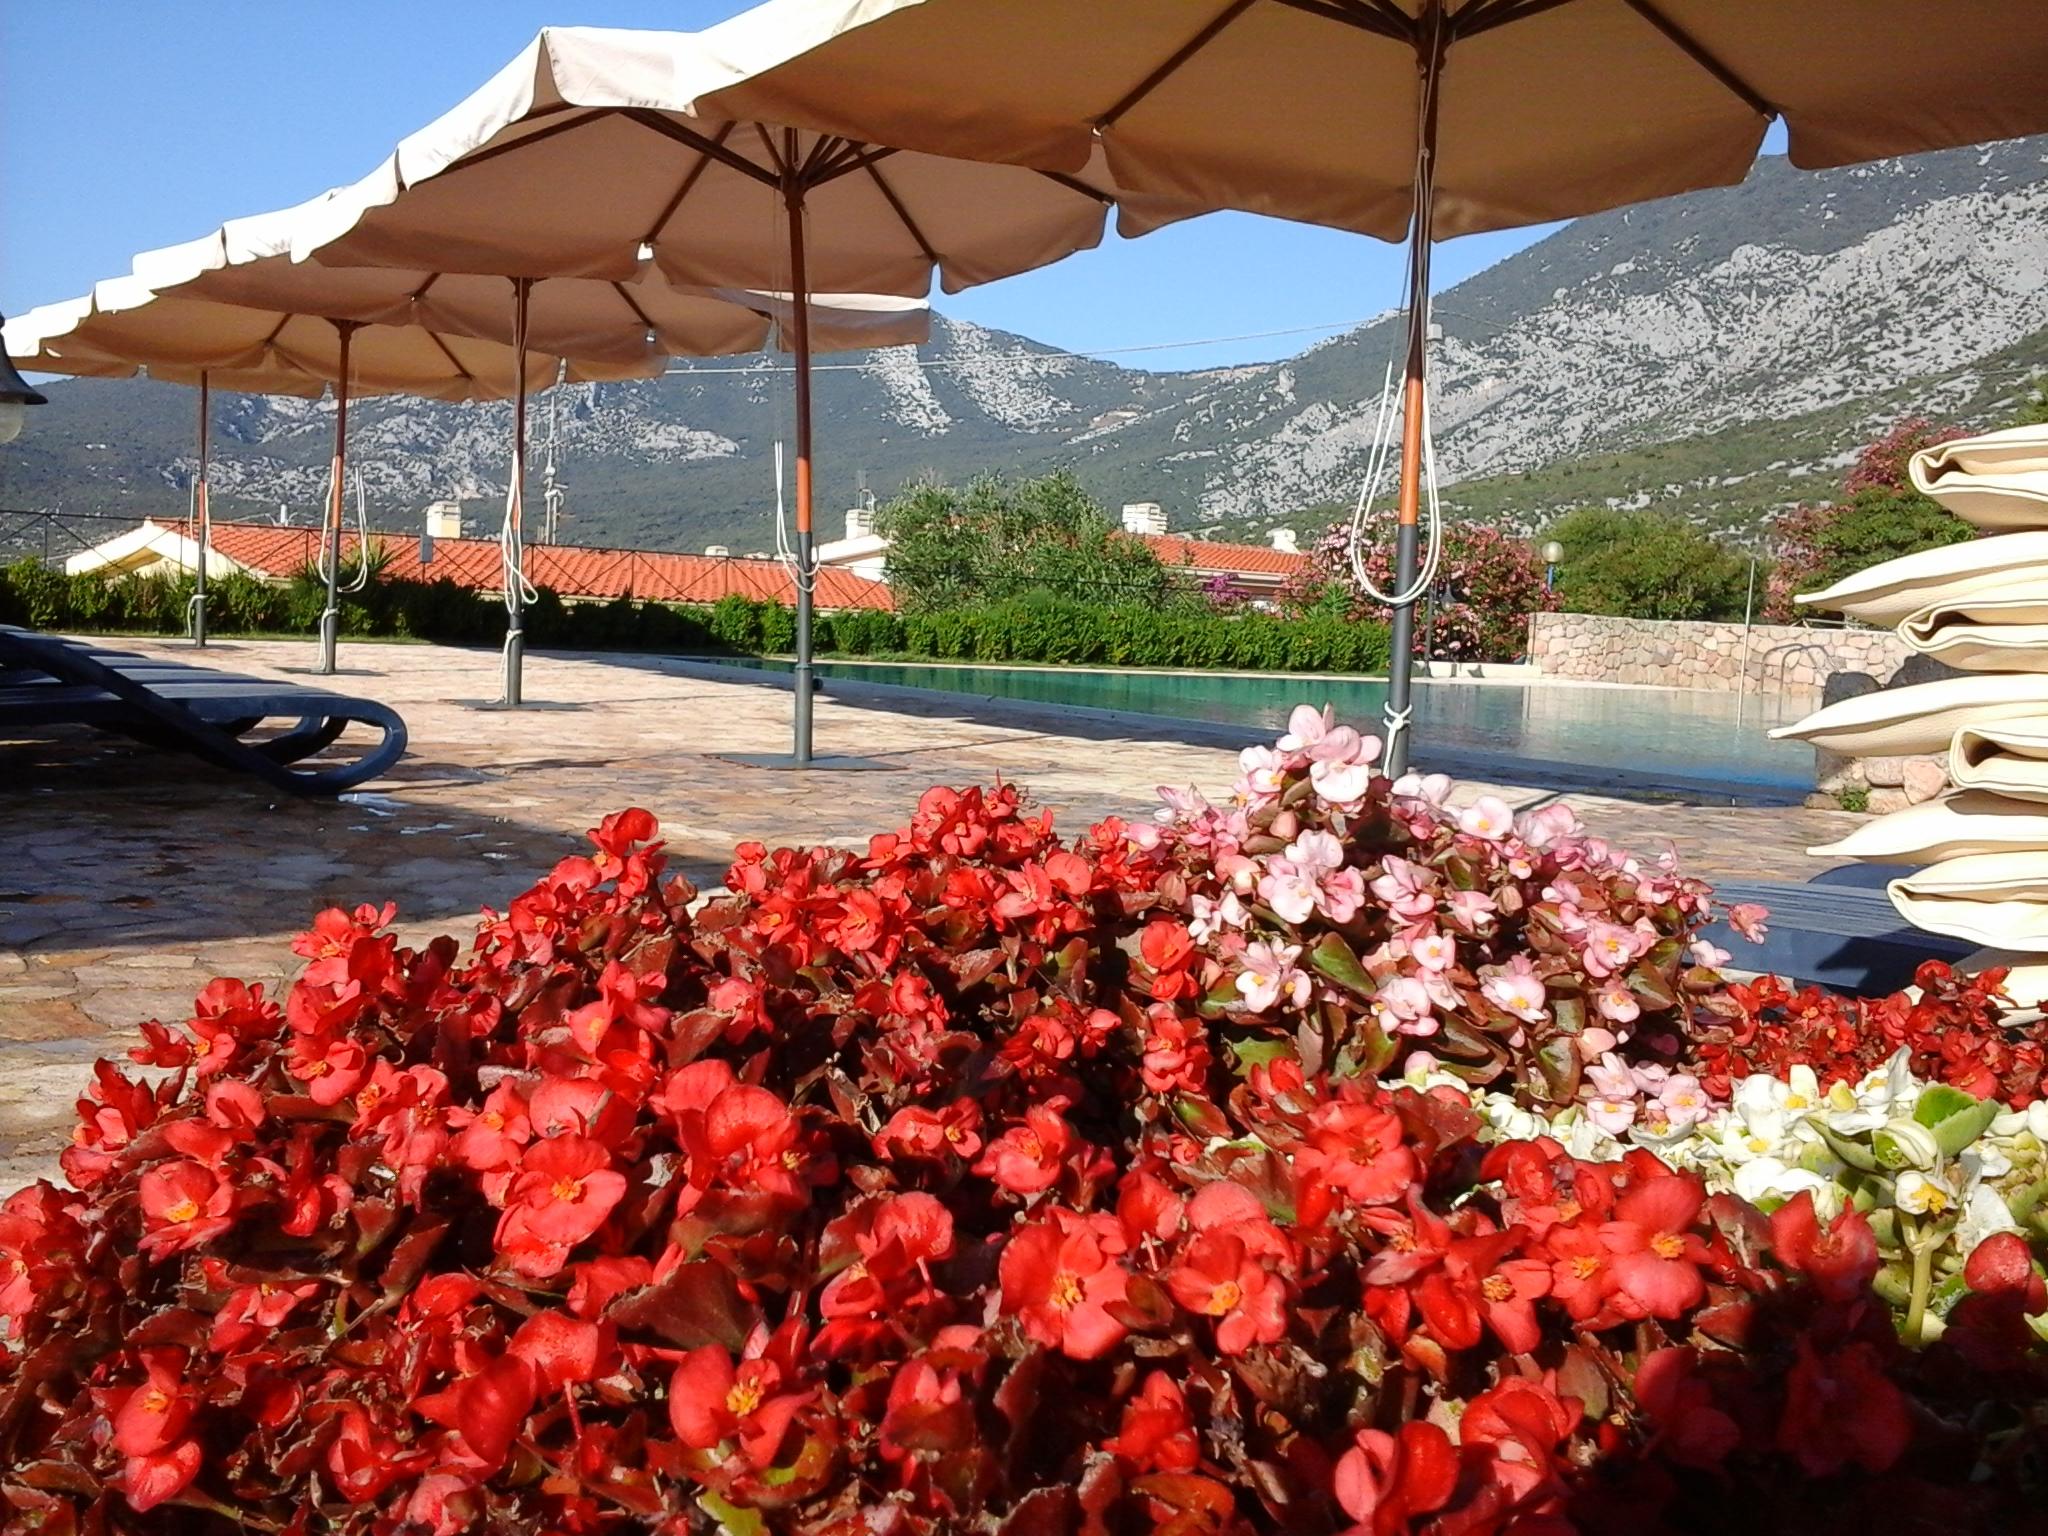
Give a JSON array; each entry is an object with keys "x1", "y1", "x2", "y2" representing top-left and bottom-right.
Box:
[{"x1": 4, "y1": 711, "x2": 2047, "y2": 1533}]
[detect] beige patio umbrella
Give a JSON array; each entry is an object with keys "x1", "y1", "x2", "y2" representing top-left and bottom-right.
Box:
[
  {"x1": 7, "y1": 268, "x2": 657, "y2": 675},
  {"x1": 293, "y1": 25, "x2": 1116, "y2": 762},
  {"x1": 13, "y1": 199, "x2": 927, "y2": 690},
  {"x1": 690, "y1": 0, "x2": 2048, "y2": 772}
]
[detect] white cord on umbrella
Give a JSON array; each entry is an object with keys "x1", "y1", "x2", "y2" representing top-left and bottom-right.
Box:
[
  {"x1": 183, "y1": 479, "x2": 204, "y2": 636},
  {"x1": 340, "y1": 470, "x2": 373, "y2": 595},
  {"x1": 498, "y1": 469, "x2": 539, "y2": 615}
]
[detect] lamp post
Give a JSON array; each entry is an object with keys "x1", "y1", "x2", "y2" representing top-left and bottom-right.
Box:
[
  {"x1": 1541, "y1": 539, "x2": 1565, "y2": 595},
  {"x1": 0, "y1": 313, "x2": 51, "y2": 444}
]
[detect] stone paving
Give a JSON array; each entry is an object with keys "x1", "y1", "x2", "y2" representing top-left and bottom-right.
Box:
[{"x1": 0, "y1": 637, "x2": 1860, "y2": 1190}]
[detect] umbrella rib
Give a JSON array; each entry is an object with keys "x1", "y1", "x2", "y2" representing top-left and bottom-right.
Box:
[
  {"x1": 860, "y1": 160, "x2": 941, "y2": 270},
  {"x1": 796, "y1": 133, "x2": 847, "y2": 182},
  {"x1": 808, "y1": 144, "x2": 902, "y2": 190},
  {"x1": 1037, "y1": 168, "x2": 1113, "y2": 205},
  {"x1": 1618, "y1": 0, "x2": 1777, "y2": 117},
  {"x1": 809, "y1": 139, "x2": 873, "y2": 180},
  {"x1": 1450, "y1": 0, "x2": 1580, "y2": 38},
  {"x1": 1267, "y1": 0, "x2": 1415, "y2": 45},
  {"x1": 611, "y1": 281, "x2": 659, "y2": 334},
  {"x1": 1099, "y1": 0, "x2": 1261, "y2": 128},
  {"x1": 622, "y1": 109, "x2": 779, "y2": 187},
  {"x1": 440, "y1": 108, "x2": 611, "y2": 177},
  {"x1": 423, "y1": 329, "x2": 475, "y2": 381},
  {"x1": 642, "y1": 121, "x2": 735, "y2": 243}
]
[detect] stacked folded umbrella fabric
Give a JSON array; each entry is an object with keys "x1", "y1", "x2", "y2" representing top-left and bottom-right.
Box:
[{"x1": 1774, "y1": 423, "x2": 2048, "y2": 1008}]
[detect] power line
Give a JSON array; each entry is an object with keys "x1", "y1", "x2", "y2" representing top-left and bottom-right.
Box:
[{"x1": 662, "y1": 316, "x2": 1381, "y2": 376}]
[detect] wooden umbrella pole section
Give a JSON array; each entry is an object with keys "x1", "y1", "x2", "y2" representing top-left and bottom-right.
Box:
[
  {"x1": 318, "y1": 321, "x2": 357, "y2": 675},
  {"x1": 193, "y1": 371, "x2": 210, "y2": 647},
  {"x1": 1382, "y1": 0, "x2": 1447, "y2": 778},
  {"x1": 785, "y1": 163, "x2": 816, "y2": 765},
  {"x1": 503, "y1": 278, "x2": 531, "y2": 707}
]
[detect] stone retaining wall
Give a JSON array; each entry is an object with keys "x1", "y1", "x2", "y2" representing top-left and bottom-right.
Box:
[{"x1": 1526, "y1": 612, "x2": 1913, "y2": 697}]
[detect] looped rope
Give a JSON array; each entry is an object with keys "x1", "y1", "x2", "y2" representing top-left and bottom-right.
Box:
[
  {"x1": 1347, "y1": 33, "x2": 1444, "y2": 613},
  {"x1": 1379, "y1": 702, "x2": 1415, "y2": 765},
  {"x1": 770, "y1": 440, "x2": 819, "y2": 597},
  {"x1": 499, "y1": 284, "x2": 539, "y2": 618}
]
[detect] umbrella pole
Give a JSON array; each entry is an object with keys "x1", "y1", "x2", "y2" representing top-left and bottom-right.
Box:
[
  {"x1": 318, "y1": 321, "x2": 356, "y2": 675},
  {"x1": 785, "y1": 177, "x2": 816, "y2": 765},
  {"x1": 1382, "y1": 3, "x2": 1446, "y2": 778},
  {"x1": 192, "y1": 371, "x2": 210, "y2": 647},
  {"x1": 502, "y1": 278, "x2": 531, "y2": 707}
]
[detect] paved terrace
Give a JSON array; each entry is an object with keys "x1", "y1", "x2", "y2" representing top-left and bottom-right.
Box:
[{"x1": 0, "y1": 638, "x2": 1858, "y2": 1189}]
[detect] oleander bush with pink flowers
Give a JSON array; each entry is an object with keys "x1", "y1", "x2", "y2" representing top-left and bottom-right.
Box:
[{"x1": 4, "y1": 708, "x2": 2047, "y2": 1535}]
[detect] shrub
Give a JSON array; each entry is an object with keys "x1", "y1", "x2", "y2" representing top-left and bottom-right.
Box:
[
  {"x1": 6, "y1": 714, "x2": 2048, "y2": 1533},
  {"x1": 1545, "y1": 508, "x2": 1754, "y2": 622}
]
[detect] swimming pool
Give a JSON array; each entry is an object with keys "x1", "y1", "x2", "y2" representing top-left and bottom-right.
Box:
[{"x1": 713, "y1": 659, "x2": 1814, "y2": 797}]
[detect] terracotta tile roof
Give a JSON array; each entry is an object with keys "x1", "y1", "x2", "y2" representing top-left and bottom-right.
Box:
[
  {"x1": 1139, "y1": 535, "x2": 1311, "y2": 580},
  {"x1": 171, "y1": 521, "x2": 895, "y2": 612}
]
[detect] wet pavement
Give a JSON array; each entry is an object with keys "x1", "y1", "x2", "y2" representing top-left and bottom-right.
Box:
[{"x1": 0, "y1": 637, "x2": 1859, "y2": 1189}]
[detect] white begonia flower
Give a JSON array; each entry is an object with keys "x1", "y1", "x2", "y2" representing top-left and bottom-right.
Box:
[
  {"x1": 1731, "y1": 1157, "x2": 1833, "y2": 1207},
  {"x1": 1989, "y1": 1099, "x2": 2048, "y2": 1145},
  {"x1": 1953, "y1": 1183, "x2": 2024, "y2": 1257},
  {"x1": 1894, "y1": 1170, "x2": 1959, "y2": 1217}
]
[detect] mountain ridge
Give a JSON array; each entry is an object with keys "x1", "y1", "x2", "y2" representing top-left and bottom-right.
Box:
[{"x1": 6, "y1": 136, "x2": 2045, "y2": 556}]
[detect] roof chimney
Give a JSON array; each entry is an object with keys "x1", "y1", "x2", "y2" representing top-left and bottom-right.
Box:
[
  {"x1": 704, "y1": 544, "x2": 731, "y2": 557},
  {"x1": 1120, "y1": 502, "x2": 1167, "y2": 536},
  {"x1": 424, "y1": 500, "x2": 464, "y2": 540},
  {"x1": 1267, "y1": 528, "x2": 1299, "y2": 554},
  {"x1": 845, "y1": 505, "x2": 875, "y2": 539}
]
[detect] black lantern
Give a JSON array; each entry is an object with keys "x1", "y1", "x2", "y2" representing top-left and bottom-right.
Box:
[{"x1": 0, "y1": 312, "x2": 50, "y2": 445}]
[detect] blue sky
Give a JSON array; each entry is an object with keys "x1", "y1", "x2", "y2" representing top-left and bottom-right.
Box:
[{"x1": 1, "y1": 3, "x2": 1786, "y2": 373}]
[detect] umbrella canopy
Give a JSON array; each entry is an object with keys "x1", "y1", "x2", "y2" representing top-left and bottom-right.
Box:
[
  {"x1": 292, "y1": 26, "x2": 1115, "y2": 296},
  {"x1": 691, "y1": 0, "x2": 2048, "y2": 242},
  {"x1": 130, "y1": 195, "x2": 931, "y2": 367}
]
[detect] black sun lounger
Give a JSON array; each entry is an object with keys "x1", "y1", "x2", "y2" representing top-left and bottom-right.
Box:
[
  {"x1": 0, "y1": 626, "x2": 406, "y2": 796},
  {"x1": 1702, "y1": 866, "x2": 1978, "y2": 995}
]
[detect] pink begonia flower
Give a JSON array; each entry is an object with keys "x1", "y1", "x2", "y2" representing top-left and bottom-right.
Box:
[
  {"x1": 1482, "y1": 955, "x2": 1547, "y2": 1023},
  {"x1": 1515, "y1": 801, "x2": 1580, "y2": 850},
  {"x1": 1585, "y1": 1096, "x2": 1638, "y2": 1136},
  {"x1": 1580, "y1": 920, "x2": 1644, "y2": 980},
  {"x1": 1284, "y1": 830, "x2": 1344, "y2": 873},
  {"x1": 1594, "y1": 981, "x2": 1641, "y2": 1025},
  {"x1": 1309, "y1": 753, "x2": 1375, "y2": 807},
  {"x1": 1658, "y1": 1075, "x2": 1712, "y2": 1131},
  {"x1": 1216, "y1": 852, "x2": 1260, "y2": 896},
  {"x1": 1278, "y1": 704, "x2": 1335, "y2": 753},
  {"x1": 1577, "y1": 1026, "x2": 1619, "y2": 1059},
  {"x1": 1317, "y1": 867, "x2": 1366, "y2": 924},
  {"x1": 1421, "y1": 969, "x2": 1463, "y2": 1014},
  {"x1": 1727, "y1": 902, "x2": 1770, "y2": 942},
  {"x1": 1373, "y1": 975, "x2": 1437, "y2": 1038},
  {"x1": 1155, "y1": 784, "x2": 1211, "y2": 821},
  {"x1": 1410, "y1": 931, "x2": 1456, "y2": 973},
  {"x1": 1689, "y1": 938, "x2": 1732, "y2": 969},
  {"x1": 1236, "y1": 746, "x2": 1288, "y2": 802},
  {"x1": 1587, "y1": 1056, "x2": 1638, "y2": 1101},
  {"x1": 1390, "y1": 771, "x2": 1452, "y2": 806},
  {"x1": 1629, "y1": 1063, "x2": 1671, "y2": 1095},
  {"x1": 1368, "y1": 857, "x2": 1436, "y2": 920},
  {"x1": 1445, "y1": 888, "x2": 1496, "y2": 933},
  {"x1": 1257, "y1": 861, "x2": 1319, "y2": 925},
  {"x1": 1457, "y1": 795, "x2": 1516, "y2": 842},
  {"x1": 1236, "y1": 939, "x2": 1310, "y2": 1013},
  {"x1": 1189, "y1": 891, "x2": 1249, "y2": 942}
]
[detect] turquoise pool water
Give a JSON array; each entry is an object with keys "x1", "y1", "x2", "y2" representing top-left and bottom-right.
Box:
[{"x1": 717, "y1": 659, "x2": 1813, "y2": 794}]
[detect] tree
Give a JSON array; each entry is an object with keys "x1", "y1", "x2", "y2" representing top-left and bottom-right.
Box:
[
  {"x1": 1545, "y1": 507, "x2": 1754, "y2": 622},
  {"x1": 1766, "y1": 417, "x2": 1973, "y2": 619},
  {"x1": 873, "y1": 470, "x2": 1171, "y2": 613}
]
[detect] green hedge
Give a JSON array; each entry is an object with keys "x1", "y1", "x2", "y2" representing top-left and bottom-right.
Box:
[{"x1": 0, "y1": 563, "x2": 1391, "y2": 677}]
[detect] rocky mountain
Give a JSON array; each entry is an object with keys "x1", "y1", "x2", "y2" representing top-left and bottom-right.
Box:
[{"x1": 7, "y1": 136, "x2": 2046, "y2": 555}]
